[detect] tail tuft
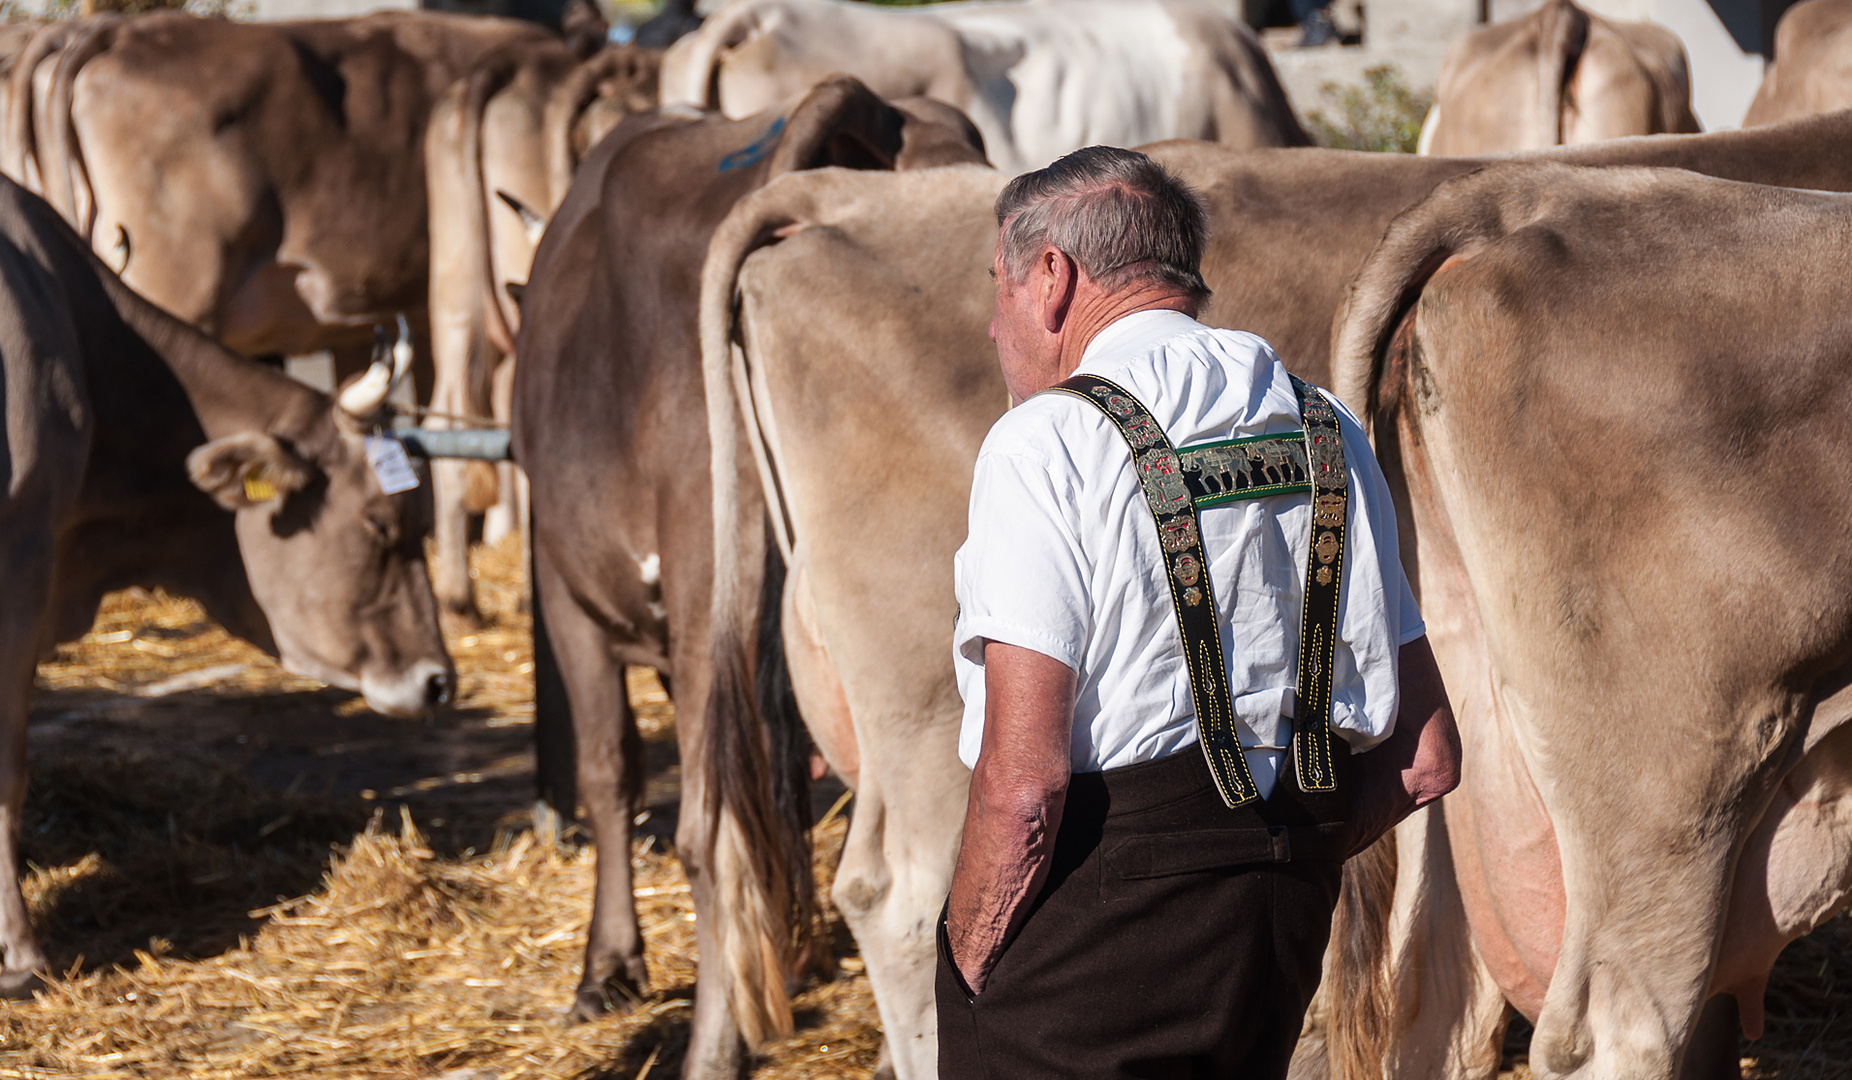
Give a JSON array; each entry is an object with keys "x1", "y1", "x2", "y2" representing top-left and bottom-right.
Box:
[{"x1": 1326, "y1": 833, "x2": 1399, "y2": 1080}]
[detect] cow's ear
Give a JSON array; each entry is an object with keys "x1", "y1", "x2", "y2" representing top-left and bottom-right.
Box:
[{"x1": 186, "y1": 432, "x2": 314, "y2": 511}]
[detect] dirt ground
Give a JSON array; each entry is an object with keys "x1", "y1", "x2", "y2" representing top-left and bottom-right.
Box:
[{"x1": 2, "y1": 538, "x2": 1849, "y2": 1078}]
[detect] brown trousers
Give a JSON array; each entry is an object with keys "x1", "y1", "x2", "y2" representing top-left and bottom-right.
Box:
[{"x1": 936, "y1": 746, "x2": 1351, "y2": 1080}]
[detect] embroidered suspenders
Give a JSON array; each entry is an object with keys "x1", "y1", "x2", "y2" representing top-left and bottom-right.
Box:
[
  {"x1": 1044, "y1": 374, "x2": 1348, "y2": 807},
  {"x1": 1289, "y1": 374, "x2": 1346, "y2": 793}
]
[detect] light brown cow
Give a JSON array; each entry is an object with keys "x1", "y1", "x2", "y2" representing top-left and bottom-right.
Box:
[
  {"x1": 513, "y1": 81, "x2": 985, "y2": 1079},
  {"x1": 424, "y1": 38, "x2": 659, "y2": 618},
  {"x1": 660, "y1": 0, "x2": 1307, "y2": 173},
  {"x1": 1744, "y1": 0, "x2": 1852, "y2": 125},
  {"x1": 1321, "y1": 160, "x2": 1852, "y2": 1080},
  {"x1": 700, "y1": 163, "x2": 1004, "y2": 1080},
  {"x1": 1419, "y1": 0, "x2": 1698, "y2": 154},
  {"x1": 0, "y1": 174, "x2": 450, "y2": 995},
  {"x1": 7, "y1": 11, "x2": 547, "y2": 359}
]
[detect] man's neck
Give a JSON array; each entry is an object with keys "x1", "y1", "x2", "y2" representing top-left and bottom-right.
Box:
[{"x1": 1055, "y1": 287, "x2": 1196, "y2": 378}]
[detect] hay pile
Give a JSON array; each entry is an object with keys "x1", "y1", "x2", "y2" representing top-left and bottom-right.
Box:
[
  {"x1": 7, "y1": 538, "x2": 880, "y2": 1078},
  {"x1": 0, "y1": 806, "x2": 876, "y2": 1079},
  {"x1": 7, "y1": 536, "x2": 1852, "y2": 1078}
]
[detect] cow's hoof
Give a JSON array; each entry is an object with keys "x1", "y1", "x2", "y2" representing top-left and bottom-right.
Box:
[
  {"x1": 567, "y1": 985, "x2": 610, "y2": 1024},
  {"x1": 0, "y1": 967, "x2": 45, "y2": 1000},
  {"x1": 567, "y1": 961, "x2": 648, "y2": 1023},
  {"x1": 567, "y1": 984, "x2": 636, "y2": 1024}
]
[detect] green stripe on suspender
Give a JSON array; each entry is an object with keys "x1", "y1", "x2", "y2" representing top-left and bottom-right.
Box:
[
  {"x1": 1176, "y1": 431, "x2": 1312, "y2": 509},
  {"x1": 1040, "y1": 373, "x2": 1347, "y2": 806}
]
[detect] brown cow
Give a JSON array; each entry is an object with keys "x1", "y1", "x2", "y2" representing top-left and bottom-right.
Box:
[
  {"x1": 0, "y1": 174, "x2": 450, "y2": 995},
  {"x1": 1419, "y1": 0, "x2": 1698, "y2": 154},
  {"x1": 510, "y1": 80, "x2": 984, "y2": 1078},
  {"x1": 1744, "y1": 0, "x2": 1852, "y2": 125},
  {"x1": 7, "y1": 10, "x2": 547, "y2": 358},
  {"x1": 1322, "y1": 160, "x2": 1852, "y2": 1080},
  {"x1": 424, "y1": 38, "x2": 659, "y2": 618}
]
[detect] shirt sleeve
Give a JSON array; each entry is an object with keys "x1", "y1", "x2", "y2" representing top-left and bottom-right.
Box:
[
  {"x1": 953, "y1": 446, "x2": 1092, "y2": 674},
  {"x1": 1396, "y1": 561, "x2": 1426, "y2": 645}
]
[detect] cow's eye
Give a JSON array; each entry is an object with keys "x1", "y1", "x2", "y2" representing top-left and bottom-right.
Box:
[{"x1": 366, "y1": 515, "x2": 395, "y2": 545}]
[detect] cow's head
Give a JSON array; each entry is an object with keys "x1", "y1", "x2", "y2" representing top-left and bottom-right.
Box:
[{"x1": 185, "y1": 320, "x2": 453, "y2": 717}]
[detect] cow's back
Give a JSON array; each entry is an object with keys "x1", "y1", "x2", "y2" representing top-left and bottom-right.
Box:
[
  {"x1": 1150, "y1": 112, "x2": 1852, "y2": 386},
  {"x1": 1745, "y1": 0, "x2": 1852, "y2": 125},
  {"x1": 1422, "y1": 0, "x2": 1697, "y2": 155},
  {"x1": 1146, "y1": 141, "x2": 1479, "y2": 383},
  {"x1": 65, "y1": 12, "x2": 545, "y2": 353}
]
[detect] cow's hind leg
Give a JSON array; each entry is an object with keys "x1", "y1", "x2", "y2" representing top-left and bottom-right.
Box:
[
  {"x1": 0, "y1": 529, "x2": 51, "y2": 993},
  {"x1": 671, "y1": 662, "x2": 748, "y2": 1080},
  {"x1": 532, "y1": 556, "x2": 647, "y2": 1020},
  {"x1": 830, "y1": 719, "x2": 967, "y2": 1080},
  {"x1": 483, "y1": 356, "x2": 520, "y2": 549}
]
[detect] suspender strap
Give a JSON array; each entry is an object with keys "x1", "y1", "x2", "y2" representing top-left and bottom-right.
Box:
[
  {"x1": 1046, "y1": 375, "x2": 1260, "y2": 807},
  {"x1": 1044, "y1": 373, "x2": 1353, "y2": 804},
  {"x1": 1288, "y1": 374, "x2": 1346, "y2": 793}
]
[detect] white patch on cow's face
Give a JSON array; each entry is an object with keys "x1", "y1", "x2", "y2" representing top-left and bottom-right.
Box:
[
  {"x1": 638, "y1": 552, "x2": 662, "y2": 586},
  {"x1": 648, "y1": 600, "x2": 669, "y2": 621}
]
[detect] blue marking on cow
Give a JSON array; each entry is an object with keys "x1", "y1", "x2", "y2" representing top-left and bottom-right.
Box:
[{"x1": 717, "y1": 116, "x2": 786, "y2": 173}]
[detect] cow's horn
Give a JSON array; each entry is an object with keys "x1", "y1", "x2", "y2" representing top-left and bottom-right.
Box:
[{"x1": 337, "y1": 314, "x2": 414, "y2": 417}]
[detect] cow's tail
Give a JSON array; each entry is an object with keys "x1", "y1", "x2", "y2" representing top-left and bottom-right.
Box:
[
  {"x1": 460, "y1": 55, "x2": 523, "y2": 358},
  {"x1": 542, "y1": 46, "x2": 659, "y2": 209},
  {"x1": 1535, "y1": 0, "x2": 1590, "y2": 145},
  {"x1": 696, "y1": 177, "x2": 827, "y2": 1047},
  {"x1": 44, "y1": 16, "x2": 116, "y2": 239},
  {"x1": 657, "y1": 0, "x2": 758, "y2": 111},
  {"x1": 1323, "y1": 834, "x2": 1399, "y2": 1080},
  {"x1": 1330, "y1": 162, "x2": 1569, "y2": 430},
  {"x1": 3, "y1": 22, "x2": 76, "y2": 190}
]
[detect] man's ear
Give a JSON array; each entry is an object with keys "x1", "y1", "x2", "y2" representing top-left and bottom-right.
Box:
[
  {"x1": 186, "y1": 432, "x2": 315, "y2": 511},
  {"x1": 1040, "y1": 248, "x2": 1076, "y2": 334}
]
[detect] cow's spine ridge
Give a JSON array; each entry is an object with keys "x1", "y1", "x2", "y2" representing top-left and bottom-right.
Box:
[
  {"x1": 1536, "y1": 0, "x2": 1590, "y2": 146},
  {"x1": 3, "y1": 23, "x2": 75, "y2": 193},
  {"x1": 44, "y1": 14, "x2": 116, "y2": 241},
  {"x1": 462, "y1": 54, "x2": 523, "y2": 360}
]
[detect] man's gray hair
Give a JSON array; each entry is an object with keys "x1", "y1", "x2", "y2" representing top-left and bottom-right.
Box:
[{"x1": 994, "y1": 145, "x2": 1211, "y2": 303}]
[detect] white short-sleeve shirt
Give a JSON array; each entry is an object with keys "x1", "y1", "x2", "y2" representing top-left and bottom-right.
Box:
[{"x1": 952, "y1": 310, "x2": 1424, "y2": 798}]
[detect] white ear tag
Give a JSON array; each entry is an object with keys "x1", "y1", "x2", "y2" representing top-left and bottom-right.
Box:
[{"x1": 364, "y1": 435, "x2": 420, "y2": 495}]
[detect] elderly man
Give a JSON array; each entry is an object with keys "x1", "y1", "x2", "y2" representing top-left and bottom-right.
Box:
[{"x1": 935, "y1": 146, "x2": 1461, "y2": 1078}]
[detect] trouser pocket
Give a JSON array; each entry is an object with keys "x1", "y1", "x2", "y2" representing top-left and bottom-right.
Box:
[{"x1": 934, "y1": 906, "x2": 987, "y2": 1078}]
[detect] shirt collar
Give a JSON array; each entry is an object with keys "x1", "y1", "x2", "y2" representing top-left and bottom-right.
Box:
[{"x1": 1076, "y1": 308, "x2": 1203, "y2": 375}]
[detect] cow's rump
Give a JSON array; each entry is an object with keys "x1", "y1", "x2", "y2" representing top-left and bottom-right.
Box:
[{"x1": 1326, "y1": 161, "x2": 1852, "y2": 1079}]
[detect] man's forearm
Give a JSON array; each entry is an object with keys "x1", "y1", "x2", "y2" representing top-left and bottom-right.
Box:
[
  {"x1": 946, "y1": 770, "x2": 1066, "y2": 994},
  {"x1": 1345, "y1": 635, "x2": 1461, "y2": 857},
  {"x1": 946, "y1": 641, "x2": 1077, "y2": 995}
]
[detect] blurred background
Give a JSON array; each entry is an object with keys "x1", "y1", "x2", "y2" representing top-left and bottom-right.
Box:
[{"x1": 0, "y1": 0, "x2": 1786, "y2": 138}]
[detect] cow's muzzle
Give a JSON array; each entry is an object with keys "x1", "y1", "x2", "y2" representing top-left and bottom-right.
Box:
[{"x1": 361, "y1": 658, "x2": 454, "y2": 718}]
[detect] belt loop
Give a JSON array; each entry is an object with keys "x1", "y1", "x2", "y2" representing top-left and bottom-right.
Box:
[{"x1": 1269, "y1": 827, "x2": 1292, "y2": 862}]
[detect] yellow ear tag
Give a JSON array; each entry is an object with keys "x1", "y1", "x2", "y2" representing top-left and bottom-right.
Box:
[{"x1": 242, "y1": 467, "x2": 276, "y2": 503}]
